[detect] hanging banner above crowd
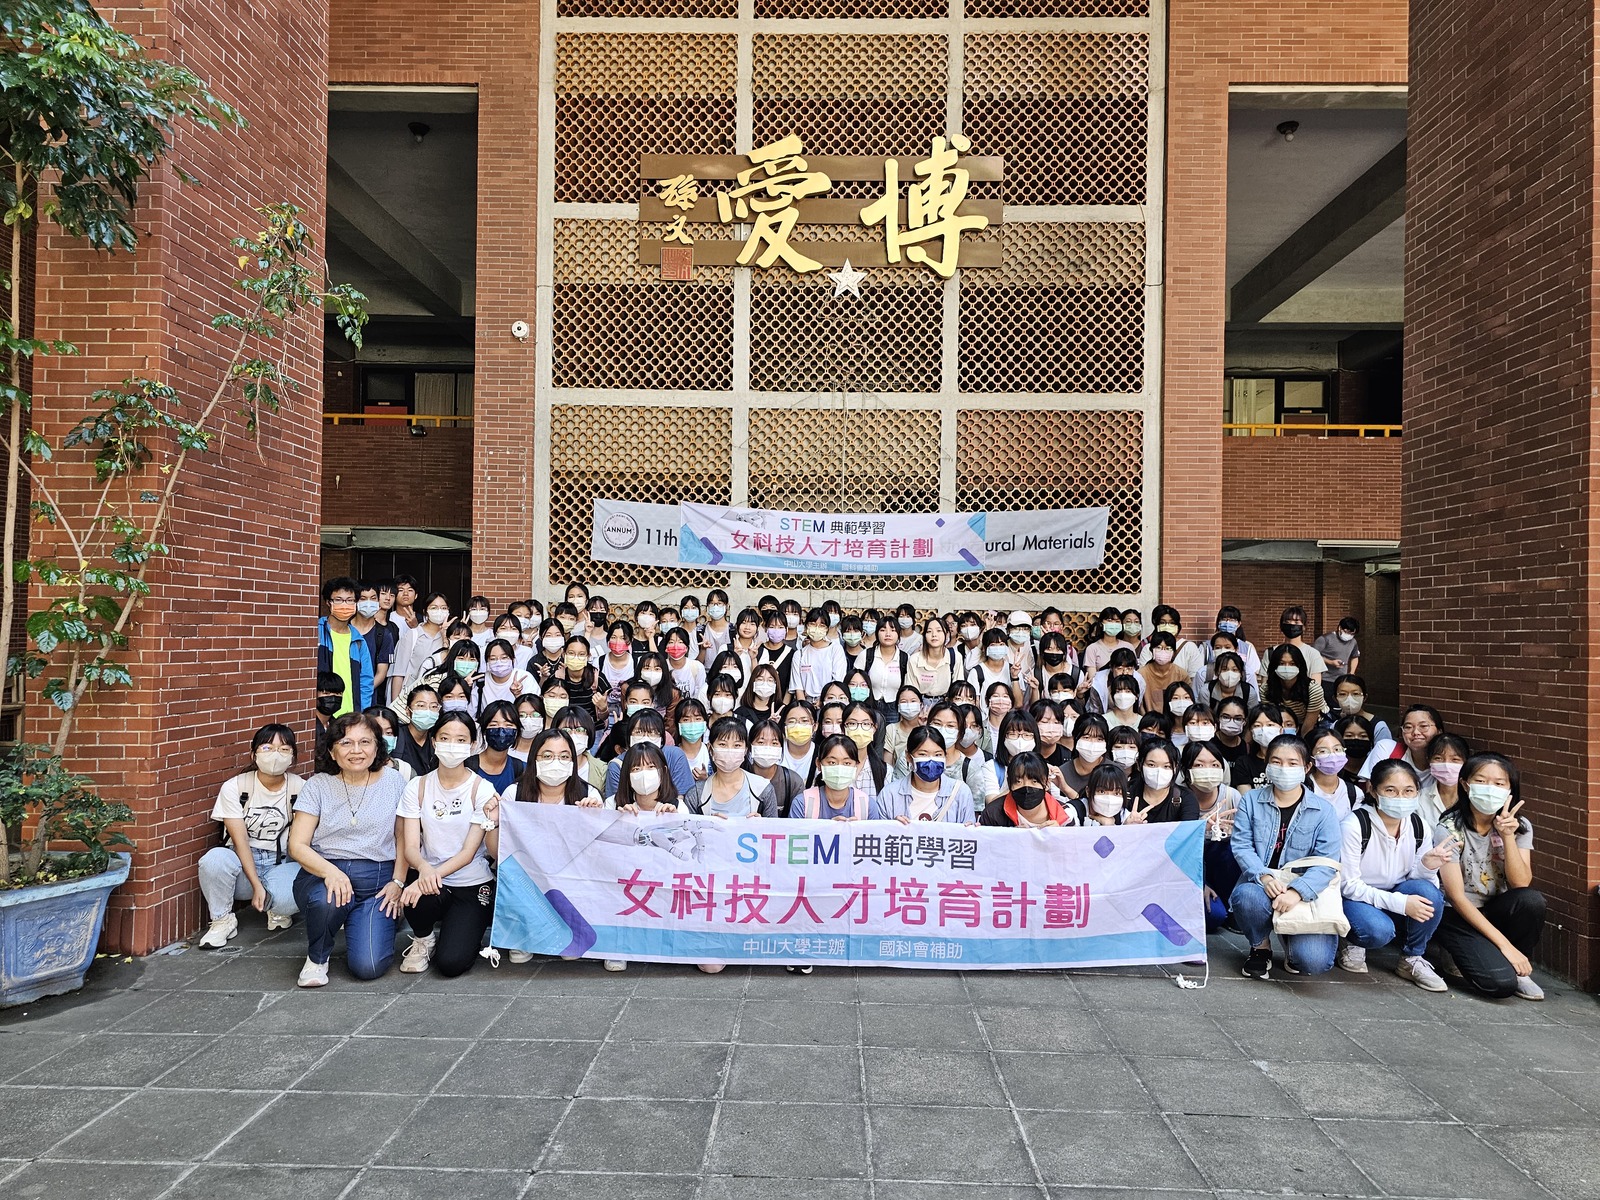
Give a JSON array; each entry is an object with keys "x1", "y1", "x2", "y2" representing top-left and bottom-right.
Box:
[
  {"x1": 490, "y1": 804, "x2": 1206, "y2": 971},
  {"x1": 590, "y1": 499, "x2": 1109, "y2": 575}
]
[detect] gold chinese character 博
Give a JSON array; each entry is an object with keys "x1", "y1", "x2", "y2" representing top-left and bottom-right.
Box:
[
  {"x1": 715, "y1": 135, "x2": 832, "y2": 272},
  {"x1": 860, "y1": 134, "x2": 988, "y2": 278}
]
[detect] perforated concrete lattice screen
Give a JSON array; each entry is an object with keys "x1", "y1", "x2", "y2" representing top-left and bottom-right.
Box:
[{"x1": 541, "y1": 3, "x2": 1161, "y2": 606}]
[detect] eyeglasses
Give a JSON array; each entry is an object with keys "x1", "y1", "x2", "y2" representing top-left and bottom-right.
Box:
[
  {"x1": 336, "y1": 738, "x2": 376, "y2": 751},
  {"x1": 535, "y1": 753, "x2": 572, "y2": 763}
]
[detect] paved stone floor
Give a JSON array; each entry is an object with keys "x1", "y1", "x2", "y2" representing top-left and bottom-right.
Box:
[{"x1": 1, "y1": 923, "x2": 1598, "y2": 1200}]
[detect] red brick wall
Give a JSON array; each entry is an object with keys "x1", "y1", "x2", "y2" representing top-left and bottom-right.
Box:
[
  {"x1": 1221, "y1": 437, "x2": 1401, "y2": 541},
  {"x1": 322, "y1": 424, "x2": 474, "y2": 528},
  {"x1": 1164, "y1": 1, "x2": 1409, "y2": 622},
  {"x1": 1220, "y1": 563, "x2": 1317, "y2": 652},
  {"x1": 1405, "y1": 0, "x2": 1599, "y2": 985},
  {"x1": 28, "y1": 0, "x2": 328, "y2": 953},
  {"x1": 328, "y1": 2, "x2": 537, "y2": 602}
]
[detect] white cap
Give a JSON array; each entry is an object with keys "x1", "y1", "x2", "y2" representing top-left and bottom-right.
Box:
[{"x1": 1007, "y1": 610, "x2": 1031, "y2": 627}]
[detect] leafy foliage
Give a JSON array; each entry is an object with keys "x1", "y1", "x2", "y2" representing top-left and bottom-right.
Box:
[{"x1": 0, "y1": 743, "x2": 132, "y2": 888}]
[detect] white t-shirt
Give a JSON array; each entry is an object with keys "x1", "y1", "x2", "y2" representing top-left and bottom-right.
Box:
[
  {"x1": 398, "y1": 772, "x2": 494, "y2": 887},
  {"x1": 211, "y1": 771, "x2": 303, "y2": 855}
]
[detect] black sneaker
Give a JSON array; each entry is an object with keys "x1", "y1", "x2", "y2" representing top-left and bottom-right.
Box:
[
  {"x1": 1241, "y1": 948, "x2": 1272, "y2": 979},
  {"x1": 786, "y1": 964, "x2": 814, "y2": 975}
]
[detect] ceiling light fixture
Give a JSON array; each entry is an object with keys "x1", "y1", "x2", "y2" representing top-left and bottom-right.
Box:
[
  {"x1": 408, "y1": 121, "x2": 430, "y2": 145},
  {"x1": 1276, "y1": 120, "x2": 1299, "y2": 143}
]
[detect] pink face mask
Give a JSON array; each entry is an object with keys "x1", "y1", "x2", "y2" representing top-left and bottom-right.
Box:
[
  {"x1": 1152, "y1": 648, "x2": 1175, "y2": 666},
  {"x1": 665, "y1": 643, "x2": 688, "y2": 660},
  {"x1": 1430, "y1": 761, "x2": 1463, "y2": 787}
]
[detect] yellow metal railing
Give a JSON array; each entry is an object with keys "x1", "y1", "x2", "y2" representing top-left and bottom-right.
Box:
[
  {"x1": 323, "y1": 414, "x2": 475, "y2": 427},
  {"x1": 1223, "y1": 423, "x2": 1401, "y2": 438}
]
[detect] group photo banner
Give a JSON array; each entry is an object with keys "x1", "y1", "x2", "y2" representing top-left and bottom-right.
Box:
[
  {"x1": 489, "y1": 805, "x2": 1205, "y2": 970},
  {"x1": 589, "y1": 499, "x2": 1110, "y2": 576}
]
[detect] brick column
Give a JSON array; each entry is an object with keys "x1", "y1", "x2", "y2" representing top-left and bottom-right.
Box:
[
  {"x1": 28, "y1": 0, "x2": 329, "y2": 952},
  {"x1": 1404, "y1": 0, "x2": 1599, "y2": 986}
]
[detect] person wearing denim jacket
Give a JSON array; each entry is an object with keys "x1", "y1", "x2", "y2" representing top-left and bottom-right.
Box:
[{"x1": 1230, "y1": 734, "x2": 1344, "y2": 978}]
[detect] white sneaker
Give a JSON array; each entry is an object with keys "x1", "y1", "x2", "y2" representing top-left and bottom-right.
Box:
[
  {"x1": 508, "y1": 950, "x2": 533, "y2": 965},
  {"x1": 265, "y1": 913, "x2": 292, "y2": 932},
  {"x1": 1336, "y1": 943, "x2": 1368, "y2": 974},
  {"x1": 1398, "y1": 955, "x2": 1448, "y2": 993},
  {"x1": 603, "y1": 959, "x2": 627, "y2": 972},
  {"x1": 697, "y1": 963, "x2": 726, "y2": 974},
  {"x1": 297, "y1": 957, "x2": 329, "y2": 988},
  {"x1": 1515, "y1": 975, "x2": 1546, "y2": 1001},
  {"x1": 400, "y1": 932, "x2": 437, "y2": 974},
  {"x1": 198, "y1": 913, "x2": 238, "y2": 948}
]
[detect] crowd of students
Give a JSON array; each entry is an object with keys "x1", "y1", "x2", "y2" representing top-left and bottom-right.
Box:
[{"x1": 194, "y1": 579, "x2": 1546, "y2": 999}]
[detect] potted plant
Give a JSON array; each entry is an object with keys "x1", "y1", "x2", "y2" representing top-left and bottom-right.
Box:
[
  {"x1": 0, "y1": 743, "x2": 132, "y2": 1003},
  {"x1": 0, "y1": 4, "x2": 365, "y2": 1004}
]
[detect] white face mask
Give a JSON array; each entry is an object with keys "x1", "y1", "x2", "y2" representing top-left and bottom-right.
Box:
[
  {"x1": 628, "y1": 768, "x2": 661, "y2": 796},
  {"x1": 1168, "y1": 699, "x2": 1191, "y2": 717},
  {"x1": 469, "y1": 608, "x2": 489, "y2": 624},
  {"x1": 1142, "y1": 766, "x2": 1173, "y2": 790},
  {"x1": 255, "y1": 747, "x2": 293, "y2": 776},
  {"x1": 535, "y1": 759, "x2": 574, "y2": 785},
  {"x1": 985, "y1": 644, "x2": 1008, "y2": 662},
  {"x1": 356, "y1": 599, "x2": 381, "y2": 619},
  {"x1": 434, "y1": 742, "x2": 472, "y2": 769},
  {"x1": 1186, "y1": 724, "x2": 1215, "y2": 742},
  {"x1": 1076, "y1": 739, "x2": 1106, "y2": 763},
  {"x1": 1111, "y1": 746, "x2": 1138, "y2": 767},
  {"x1": 638, "y1": 613, "x2": 658, "y2": 628},
  {"x1": 1188, "y1": 765, "x2": 1226, "y2": 790},
  {"x1": 641, "y1": 670, "x2": 663, "y2": 686},
  {"x1": 960, "y1": 624, "x2": 980, "y2": 640},
  {"x1": 1111, "y1": 691, "x2": 1136, "y2": 711},
  {"x1": 750, "y1": 744, "x2": 783, "y2": 768},
  {"x1": 518, "y1": 717, "x2": 543, "y2": 737},
  {"x1": 712, "y1": 747, "x2": 746, "y2": 773},
  {"x1": 1218, "y1": 670, "x2": 1241, "y2": 688},
  {"x1": 1254, "y1": 725, "x2": 1283, "y2": 745},
  {"x1": 1004, "y1": 735, "x2": 1036, "y2": 755},
  {"x1": 542, "y1": 635, "x2": 565, "y2": 653},
  {"x1": 711, "y1": 695, "x2": 735, "y2": 714},
  {"x1": 1091, "y1": 794, "x2": 1123, "y2": 817},
  {"x1": 752, "y1": 679, "x2": 777, "y2": 699},
  {"x1": 898, "y1": 701, "x2": 923, "y2": 720},
  {"x1": 427, "y1": 607, "x2": 450, "y2": 625},
  {"x1": 1274, "y1": 665, "x2": 1300, "y2": 681},
  {"x1": 630, "y1": 736, "x2": 662, "y2": 749},
  {"x1": 1338, "y1": 693, "x2": 1365, "y2": 714},
  {"x1": 1337, "y1": 630, "x2": 1354, "y2": 643},
  {"x1": 960, "y1": 728, "x2": 980, "y2": 748}
]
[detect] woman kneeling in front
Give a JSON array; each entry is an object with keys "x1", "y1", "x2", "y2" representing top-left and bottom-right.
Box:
[
  {"x1": 397, "y1": 710, "x2": 497, "y2": 977},
  {"x1": 290, "y1": 712, "x2": 408, "y2": 987},
  {"x1": 1229, "y1": 733, "x2": 1344, "y2": 979}
]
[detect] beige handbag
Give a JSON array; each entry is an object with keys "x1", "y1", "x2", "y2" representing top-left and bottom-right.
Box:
[{"x1": 1269, "y1": 856, "x2": 1350, "y2": 936}]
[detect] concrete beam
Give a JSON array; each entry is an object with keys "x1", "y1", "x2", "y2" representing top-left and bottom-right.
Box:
[
  {"x1": 1230, "y1": 140, "x2": 1407, "y2": 323},
  {"x1": 326, "y1": 159, "x2": 464, "y2": 317}
]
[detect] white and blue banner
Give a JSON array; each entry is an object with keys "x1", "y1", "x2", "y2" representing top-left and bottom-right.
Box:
[
  {"x1": 489, "y1": 805, "x2": 1205, "y2": 970},
  {"x1": 589, "y1": 500, "x2": 1109, "y2": 575}
]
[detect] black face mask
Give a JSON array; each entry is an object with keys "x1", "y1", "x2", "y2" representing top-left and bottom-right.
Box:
[
  {"x1": 1042, "y1": 652, "x2": 1066, "y2": 666},
  {"x1": 1281, "y1": 622, "x2": 1304, "y2": 639},
  {"x1": 1012, "y1": 785, "x2": 1046, "y2": 810},
  {"x1": 316, "y1": 695, "x2": 342, "y2": 716},
  {"x1": 1342, "y1": 740, "x2": 1371, "y2": 762}
]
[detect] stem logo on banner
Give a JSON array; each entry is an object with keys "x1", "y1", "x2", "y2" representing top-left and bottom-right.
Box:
[{"x1": 489, "y1": 805, "x2": 1205, "y2": 970}]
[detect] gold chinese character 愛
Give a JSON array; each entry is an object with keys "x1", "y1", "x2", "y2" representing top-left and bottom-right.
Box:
[
  {"x1": 860, "y1": 134, "x2": 988, "y2": 278},
  {"x1": 716, "y1": 135, "x2": 832, "y2": 272}
]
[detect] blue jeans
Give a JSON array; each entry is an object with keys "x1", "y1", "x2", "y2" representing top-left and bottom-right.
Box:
[
  {"x1": 197, "y1": 846, "x2": 300, "y2": 920},
  {"x1": 1343, "y1": 879, "x2": 1445, "y2": 957},
  {"x1": 1230, "y1": 880, "x2": 1338, "y2": 975},
  {"x1": 293, "y1": 859, "x2": 398, "y2": 979}
]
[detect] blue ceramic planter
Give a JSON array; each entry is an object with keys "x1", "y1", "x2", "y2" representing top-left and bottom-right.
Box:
[{"x1": 0, "y1": 852, "x2": 131, "y2": 1007}]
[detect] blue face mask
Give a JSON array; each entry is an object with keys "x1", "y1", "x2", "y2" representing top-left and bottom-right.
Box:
[
  {"x1": 1218, "y1": 620, "x2": 1240, "y2": 635},
  {"x1": 679, "y1": 721, "x2": 707, "y2": 742},
  {"x1": 1376, "y1": 794, "x2": 1419, "y2": 820},
  {"x1": 849, "y1": 685, "x2": 870, "y2": 702},
  {"x1": 913, "y1": 759, "x2": 946, "y2": 783}
]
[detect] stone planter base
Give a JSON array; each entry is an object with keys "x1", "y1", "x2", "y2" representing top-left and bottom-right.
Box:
[{"x1": 0, "y1": 853, "x2": 132, "y2": 1007}]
